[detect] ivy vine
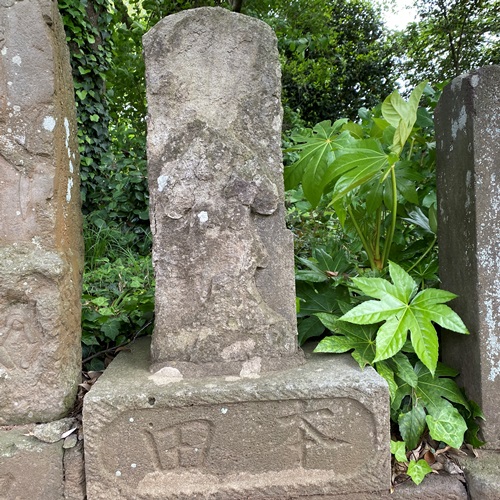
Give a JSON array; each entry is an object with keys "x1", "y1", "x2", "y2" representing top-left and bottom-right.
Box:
[{"x1": 58, "y1": 0, "x2": 113, "y2": 212}]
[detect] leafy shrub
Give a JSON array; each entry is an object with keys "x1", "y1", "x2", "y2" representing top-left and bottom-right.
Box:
[
  {"x1": 81, "y1": 219, "x2": 154, "y2": 371},
  {"x1": 285, "y1": 83, "x2": 484, "y2": 484}
]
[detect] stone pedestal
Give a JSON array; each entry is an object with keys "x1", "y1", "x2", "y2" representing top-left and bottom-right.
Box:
[
  {"x1": 0, "y1": 0, "x2": 83, "y2": 424},
  {"x1": 83, "y1": 339, "x2": 390, "y2": 499},
  {"x1": 436, "y1": 66, "x2": 500, "y2": 449}
]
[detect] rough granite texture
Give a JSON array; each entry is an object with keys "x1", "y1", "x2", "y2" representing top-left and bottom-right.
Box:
[
  {"x1": 0, "y1": 0, "x2": 83, "y2": 424},
  {"x1": 461, "y1": 450, "x2": 500, "y2": 499},
  {"x1": 83, "y1": 338, "x2": 391, "y2": 500},
  {"x1": 144, "y1": 7, "x2": 300, "y2": 375},
  {"x1": 0, "y1": 419, "x2": 85, "y2": 500},
  {"x1": 436, "y1": 66, "x2": 500, "y2": 449}
]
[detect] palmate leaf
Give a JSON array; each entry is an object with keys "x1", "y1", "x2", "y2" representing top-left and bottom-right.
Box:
[
  {"x1": 339, "y1": 261, "x2": 469, "y2": 375},
  {"x1": 314, "y1": 313, "x2": 377, "y2": 368},
  {"x1": 298, "y1": 315, "x2": 324, "y2": 345},
  {"x1": 327, "y1": 141, "x2": 390, "y2": 203},
  {"x1": 393, "y1": 361, "x2": 470, "y2": 448},
  {"x1": 296, "y1": 282, "x2": 350, "y2": 320},
  {"x1": 414, "y1": 362, "x2": 470, "y2": 414},
  {"x1": 285, "y1": 121, "x2": 352, "y2": 207}
]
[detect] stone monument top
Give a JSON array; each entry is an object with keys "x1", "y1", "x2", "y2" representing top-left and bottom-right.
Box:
[{"x1": 144, "y1": 7, "x2": 302, "y2": 377}]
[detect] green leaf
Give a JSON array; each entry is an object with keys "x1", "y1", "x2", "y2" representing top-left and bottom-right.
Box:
[
  {"x1": 297, "y1": 315, "x2": 325, "y2": 345},
  {"x1": 390, "y1": 440, "x2": 407, "y2": 463},
  {"x1": 399, "y1": 404, "x2": 427, "y2": 450},
  {"x1": 423, "y1": 304, "x2": 469, "y2": 334},
  {"x1": 426, "y1": 405, "x2": 468, "y2": 449},
  {"x1": 76, "y1": 89, "x2": 88, "y2": 100},
  {"x1": 414, "y1": 363, "x2": 471, "y2": 415},
  {"x1": 295, "y1": 269, "x2": 328, "y2": 282},
  {"x1": 388, "y1": 261, "x2": 418, "y2": 302},
  {"x1": 315, "y1": 313, "x2": 377, "y2": 367},
  {"x1": 314, "y1": 334, "x2": 353, "y2": 354},
  {"x1": 286, "y1": 124, "x2": 352, "y2": 207},
  {"x1": 329, "y1": 148, "x2": 390, "y2": 202},
  {"x1": 374, "y1": 314, "x2": 410, "y2": 362},
  {"x1": 296, "y1": 256, "x2": 328, "y2": 282},
  {"x1": 339, "y1": 263, "x2": 468, "y2": 374},
  {"x1": 381, "y1": 82, "x2": 427, "y2": 153},
  {"x1": 82, "y1": 331, "x2": 100, "y2": 346},
  {"x1": 340, "y1": 295, "x2": 405, "y2": 325},
  {"x1": 389, "y1": 352, "x2": 418, "y2": 388},
  {"x1": 376, "y1": 360, "x2": 398, "y2": 400},
  {"x1": 313, "y1": 247, "x2": 350, "y2": 274},
  {"x1": 403, "y1": 207, "x2": 434, "y2": 235},
  {"x1": 296, "y1": 282, "x2": 348, "y2": 316},
  {"x1": 101, "y1": 317, "x2": 122, "y2": 341},
  {"x1": 407, "y1": 459, "x2": 432, "y2": 485},
  {"x1": 352, "y1": 277, "x2": 398, "y2": 300},
  {"x1": 406, "y1": 311, "x2": 439, "y2": 375}
]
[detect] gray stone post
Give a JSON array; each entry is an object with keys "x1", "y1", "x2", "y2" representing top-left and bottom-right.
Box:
[
  {"x1": 0, "y1": 0, "x2": 83, "y2": 425},
  {"x1": 436, "y1": 65, "x2": 500, "y2": 449},
  {"x1": 144, "y1": 7, "x2": 300, "y2": 376}
]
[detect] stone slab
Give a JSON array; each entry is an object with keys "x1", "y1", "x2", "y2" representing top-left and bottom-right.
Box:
[
  {"x1": 301, "y1": 474, "x2": 467, "y2": 499},
  {"x1": 144, "y1": 7, "x2": 300, "y2": 375},
  {"x1": 0, "y1": 0, "x2": 83, "y2": 424},
  {"x1": 435, "y1": 66, "x2": 500, "y2": 448},
  {"x1": 0, "y1": 424, "x2": 64, "y2": 499},
  {"x1": 83, "y1": 338, "x2": 391, "y2": 499},
  {"x1": 460, "y1": 450, "x2": 500, "y2": 499}
]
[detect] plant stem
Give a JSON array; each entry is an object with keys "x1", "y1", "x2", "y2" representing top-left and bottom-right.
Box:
[
  {"x1": 348, "y1": 205, "x2": 377, "y2": 270},
  {"x1": 407, "y1": 236, "x2": 437, "y2": 273},
  {"x1": 374, "y1": 207, "x2": 382, "y2": 267},
  {"x1": 382, "y1": 166, "x2": 398, "y2": 267}
]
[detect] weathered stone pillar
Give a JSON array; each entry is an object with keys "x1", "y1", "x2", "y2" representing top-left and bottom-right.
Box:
[
  {"x1": 436, "y1": 65, "x2": 500, "y2": 449},
  {"x1": 0, "y1": 0, "x2": 83, "y2": 424},
  {"x1": 145, "y1": 7, "x2": 300, "y2": 376},
  {"x1": 83, "y1": 8, "x2": 390, "y2": 498}
]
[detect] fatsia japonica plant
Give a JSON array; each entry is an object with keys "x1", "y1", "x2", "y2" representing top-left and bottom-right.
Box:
[
  {"x1": 286, "y1": 81, "x2": 437, "y2": 273},
  {"x1": 285, "y1": 83, "x2": 484, "y2": 484}
]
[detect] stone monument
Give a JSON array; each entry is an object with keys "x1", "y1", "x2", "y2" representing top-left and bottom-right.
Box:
[
  {"x1": 145, "y1": 6, "x2": 300, "y2": 376},
  {"x1": 83, "y1": 8, "x2": 390, "y2": 499},
  {"x1": 0, "y1": 0, "x2": 83, "y2": 424},
  {"x1": 436, "y1": 66, "x2": 500, "y2": 450}
]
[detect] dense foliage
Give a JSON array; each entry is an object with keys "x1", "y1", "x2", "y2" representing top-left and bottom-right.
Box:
[
  {"x1": 245, "y1": 0, "x2": 396, "y2": 125},
  {"x1": 58, "y1": 0, "x2": 113, "y2": 212},
  {"x1": 287, "y1": 85, "x2": 484, "y2": 483},
  {"x1": 396, "y1": 0, "x2": 500, "y2": 86}
]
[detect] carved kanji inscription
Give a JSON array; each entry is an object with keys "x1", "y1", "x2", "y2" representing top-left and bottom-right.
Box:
[
  {"x1": 97, "y1": 397, "x2": 375, "y2": 482},
  {"x1": 144, "y1": 419, "x2": 213, "y2": 470}
]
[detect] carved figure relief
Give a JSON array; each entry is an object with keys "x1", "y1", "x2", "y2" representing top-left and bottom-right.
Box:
[{"x1": 0, "y1": 307, "x2": 40, "y2": 371}]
